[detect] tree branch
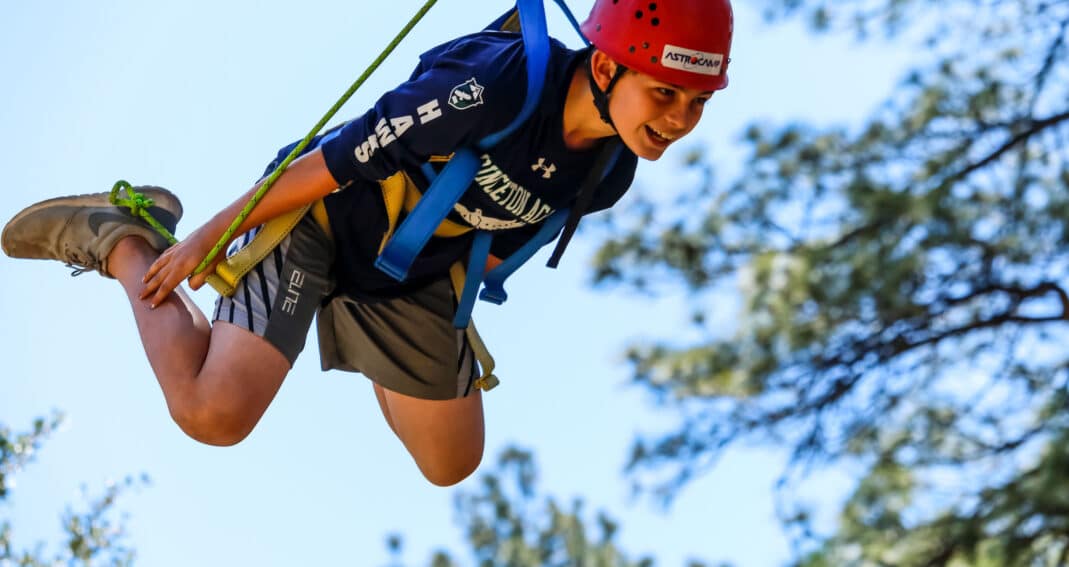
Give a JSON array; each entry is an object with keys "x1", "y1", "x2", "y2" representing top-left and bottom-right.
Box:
[
  {"x1": 1029, "y1": 12, "x2": 1069, "y2": 113},
  {"x1": 941, "y1": 110, "x2": 1069, "y2": 187},
  {"x1": 939, "y1": 281, "x2": 1069, "y2": 317}
]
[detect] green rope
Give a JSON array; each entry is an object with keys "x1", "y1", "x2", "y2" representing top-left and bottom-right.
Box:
[
  {"x1": 112, "y1": 0, "x2": 439, "y2": 275},
  {"x1": 110, "y1": 180, "x2": 178, "y2": 245}
]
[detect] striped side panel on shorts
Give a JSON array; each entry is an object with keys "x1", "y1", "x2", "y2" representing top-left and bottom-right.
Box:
[
  {"x1": 214, "y1": 226, "x2": 292, "y2": 336},
  {"x1": 456, "y1": 328, "x2": 477, "y2": 398}
]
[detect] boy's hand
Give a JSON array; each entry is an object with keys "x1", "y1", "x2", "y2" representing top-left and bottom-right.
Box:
[{"x1": 140, "y1": 226, "x2": 223, "y2": 307}]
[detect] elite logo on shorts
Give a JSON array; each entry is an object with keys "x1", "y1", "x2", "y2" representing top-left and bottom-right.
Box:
[
  {"x1": 661, "y1": 44, "x2": 724, "y2": 77},
  {"x1": 448, "y1": 78, "x2": 485, "y2": 110},
  {"x1": 281, "y1": 268, "x2": 306, "y2": 315}
]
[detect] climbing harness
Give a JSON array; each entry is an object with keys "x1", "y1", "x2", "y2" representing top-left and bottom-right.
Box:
[
  {"x1": 374, "y1": 0, "x2": 625, "y2": 330},
  {"x1": 111, "y1": 0, "x2": 624, "y2": 391}
]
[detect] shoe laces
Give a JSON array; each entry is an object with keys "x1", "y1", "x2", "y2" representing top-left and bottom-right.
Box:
[
  {"x1": 63, "y1": 249, "x2": 101, "y2": 277},
  {"x1": 66, "y1": 264, "x2": 92, "y2": 277}
]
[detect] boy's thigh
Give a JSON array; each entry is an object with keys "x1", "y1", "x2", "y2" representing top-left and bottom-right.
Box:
[
  {"x1": 317, "y1": 277, "x2": 479, "y2": 400},
  {"x1": 213, "y1": 212, "x2": 334, "y2": 365},
  {"x1": 375, "y1": 382, "x2": 484, "y2": 484},
  {"x1": 199, "y1": 321, "x2": 293, "y2": 420}
]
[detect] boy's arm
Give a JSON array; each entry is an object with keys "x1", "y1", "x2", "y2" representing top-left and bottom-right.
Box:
[
  {"x1": 206, "y1": 148, "x2": 337, "y2": 238},
  {"x1": 141, "y1": 35, "x2": 527, "y2": 306},
  {"x1": 140, "y1": 147, "x2": 337, "y2": 307}
]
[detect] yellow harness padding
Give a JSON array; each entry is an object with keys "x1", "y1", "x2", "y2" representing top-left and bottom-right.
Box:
[
  {"x1": 376, "y1": 164, "x2": 473, "y2": 254},
  {"x1": 206, "y1": 165, "x2": 500, "y2": 392},
  {"x1": 205, "y1": 201, "x2": 329, "y2": 297}
]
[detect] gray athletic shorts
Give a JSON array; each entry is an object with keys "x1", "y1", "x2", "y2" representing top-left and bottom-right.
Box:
[{"x1": 212, "y1": 212, "x2": 479, "y2": 400}]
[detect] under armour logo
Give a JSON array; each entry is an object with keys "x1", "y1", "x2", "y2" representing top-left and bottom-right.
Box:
[{"x1": 531, "y1": 158, "x2": 557, "y2": 179}]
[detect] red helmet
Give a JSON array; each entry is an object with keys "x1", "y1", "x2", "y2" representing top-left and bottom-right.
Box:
[{"x1": 580, "y1": 0, "x2": 734, "y2": 91}]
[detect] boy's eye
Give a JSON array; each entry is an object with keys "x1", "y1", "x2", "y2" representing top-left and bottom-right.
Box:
[{"x1": 656, "y1": 87, "x2": 676, "y2": 97}]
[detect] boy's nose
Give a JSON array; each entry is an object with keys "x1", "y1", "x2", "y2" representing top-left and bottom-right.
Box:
[{"x1": 664, "y1": 103, "x2": 692, "y2": 131}]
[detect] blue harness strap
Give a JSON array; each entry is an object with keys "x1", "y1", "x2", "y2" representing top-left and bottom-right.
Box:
[
  {"x1": 376, "y1": 0, "x2": 554, "y2": 282},
  {"x1": 452, "y1": 210, "x2": 567, "y2": 327},
  {"x1": 480, "y1": 140, "x2": 621, "y2": 301},
  {"x1": 376, "y1": 0, "x2": 604, "y2": 329},
  {"x1": 374, "y1": 148, "x2": 481, "y2": 281},
  {"x1": 477, "y1": 0, "x2": 551, "y2": 149},
  {"x1": 478, "y1": 209, "x2": 569, "y2": 305},
  {"x1": 454, "y1": 230, "x2": 495, "y2": 328},
  {"x1": 549, "y1": 0, "x2": 586, "y2": 39}
]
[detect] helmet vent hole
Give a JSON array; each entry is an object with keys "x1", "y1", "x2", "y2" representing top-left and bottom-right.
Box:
[
  {"x1": 596, "y1": 24, "x2": 602, "y2": 31},
  {"x1": 629, "y1": 45, "x2": 637, "y2": 53},
  {"x1": 642, "y1": 42, "x2": 650, "y2": 49},
  {"x1": 651, "y1": 56, "x2": 658, "y2": 64},
  {"x1": 635, "y1": 10, "x2": 643, "y2": 19},
  {"x1": 649, "y1": 3, "x2": 658, "y2": 10},
  {"x1": 651, "y1": 17, "x2": 660, "y2": 26}
]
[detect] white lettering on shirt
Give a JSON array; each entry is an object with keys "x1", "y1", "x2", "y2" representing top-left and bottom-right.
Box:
[
  {"x1": 462, "y1": 154, "x2": 555, "y2": 227},
  {"x1": 375, "y1": 118, "x2": 396, "y2": 148},
  {"x1": 390, "y1": 115, "x2": 414, "y2": 137},
  {"x1": 354, "y1": 133, "x2": 380, "y2": 163},
  {"x1": 418, "y1": 99, "x2": 442, "y2": 124}
]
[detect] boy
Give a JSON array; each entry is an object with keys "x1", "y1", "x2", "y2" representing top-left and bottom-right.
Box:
[{"x1": 2, "y1": 0, "x2": 733, "y2": 486}]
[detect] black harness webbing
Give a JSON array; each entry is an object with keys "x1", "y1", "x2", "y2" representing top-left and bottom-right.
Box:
[{"x1": 547, "y1": 139, "x2": 622, "y2": 268}]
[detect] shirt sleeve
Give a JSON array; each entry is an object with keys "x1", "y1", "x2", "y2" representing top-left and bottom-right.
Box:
[{"x1": 320, "y1": 34, "x2": 527, "y2": 186}]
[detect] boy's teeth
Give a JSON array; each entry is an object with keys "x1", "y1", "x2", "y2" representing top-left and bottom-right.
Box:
[{"x1": 649, "y1": 126, "x2": 673, "y2": 140}]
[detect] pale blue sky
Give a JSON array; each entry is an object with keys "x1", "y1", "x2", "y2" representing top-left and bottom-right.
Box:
[{"x1": 0, "y1": 1, "x2": 911, "y2": 565}]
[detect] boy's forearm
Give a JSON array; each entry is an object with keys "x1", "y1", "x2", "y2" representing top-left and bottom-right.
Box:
[{"x1": 204, "y1": 148, "x2": 338, "y2": 246}]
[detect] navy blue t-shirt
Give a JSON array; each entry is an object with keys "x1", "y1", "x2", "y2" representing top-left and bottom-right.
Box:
[{"x1": 272, "y1": 31, "x2": 637, "y2": 300}]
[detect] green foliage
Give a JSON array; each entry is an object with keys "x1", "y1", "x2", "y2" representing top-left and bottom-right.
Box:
[
  {"x1": 0, "y1": 414, "x2": 64, "y2": 502},
  {"x1": 0, "y1": 416, "x2": 145, "y2": 566},
  {"x1": 385, "y1": 447, "x2": 727, "y2": 567},
  {"x1": 591, "y1": 0, "x2": 1069, "y2": 563}
]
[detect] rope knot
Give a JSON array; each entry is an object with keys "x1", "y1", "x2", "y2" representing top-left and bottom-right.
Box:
[
  {"x1": 109, "y1": 180, "x2": 155, "y2": 215},
  {"x1": 107, "y1": 179, "x2": 179, "y2": 247},
  {"x1": 126, "y1": 192, "x2": 156, "y2": 216}
]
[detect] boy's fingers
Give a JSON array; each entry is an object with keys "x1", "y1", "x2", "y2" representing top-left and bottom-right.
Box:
[
  {"x1": 151, "y1": 280, "x2": 175, "y2": 308},
  {"x1": 143, "y1": 258, "x2": 162, "y2": 284},
  {"x1": 188, "y1": 271, "x2": 206, "y2": 291},
  {"x1": 139, "y1": 269, "x2": 159, "y2": 299},
  {"x1": 188, "y1": 255, "x2": 222, "y2": 291},
  {"x1": 143, "y1": 245, "x2": 178, "y2": 283}
]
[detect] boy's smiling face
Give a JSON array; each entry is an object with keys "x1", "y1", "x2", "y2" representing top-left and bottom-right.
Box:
[{"x1": 592, "y1": 51, "x2": 714, "y2": 160}]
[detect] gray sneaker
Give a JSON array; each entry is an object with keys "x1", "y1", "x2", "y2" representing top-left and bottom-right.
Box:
[{"x1": 1, "y1": 186, "x2": 183, "y2": 278}]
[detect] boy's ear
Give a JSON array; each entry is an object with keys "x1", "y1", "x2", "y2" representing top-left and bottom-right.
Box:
[{"x1": 589, "y1": 49, "x2": 620, "y2": 92}]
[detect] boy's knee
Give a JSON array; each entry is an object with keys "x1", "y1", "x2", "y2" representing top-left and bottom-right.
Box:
[
  {"x1": 417, "y1": 447, "x2": 484, "y2": 487},
  {"x1": 169, "y1": 404, "x2": 255, "y2": 447}
]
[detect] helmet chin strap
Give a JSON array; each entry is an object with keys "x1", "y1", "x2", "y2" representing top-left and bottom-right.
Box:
[{"x1": 586, "y1": 51, "x2": 628, "y2": 130}]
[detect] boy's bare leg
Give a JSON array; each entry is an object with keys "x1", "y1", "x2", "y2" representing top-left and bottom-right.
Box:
[
  {"x1": 4, "y1": 185, "x2": 481, "y2": 471},
  {"x1": 2, "y1": 187, "x2": 288, "y2": 445},
  {"x1": 373, "y1": 383, "x2": 485, "y2": 486},
  {"x1": 109, "y1": 235, "x2": 290, "y2": 446}
]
